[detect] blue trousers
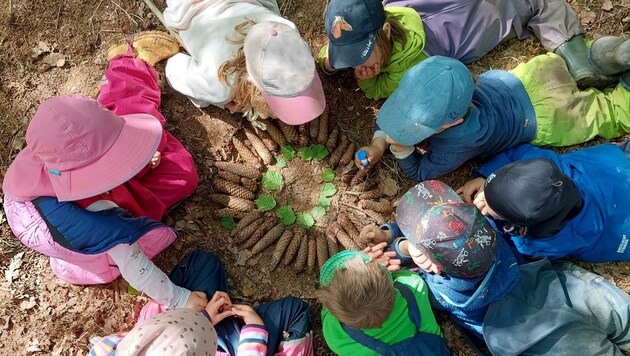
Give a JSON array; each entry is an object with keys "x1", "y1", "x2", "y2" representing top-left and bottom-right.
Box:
[{"x1": 169, "y1": 250, "x2": 311, "y2": 356}]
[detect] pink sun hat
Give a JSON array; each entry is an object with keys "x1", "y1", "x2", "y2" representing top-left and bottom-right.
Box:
[
  {"x1": 244, "y1": 21, "x2": 326, "y2": 125},
  {"x1": 2, "y1": 95, "x2": 162, "y2": 202}
]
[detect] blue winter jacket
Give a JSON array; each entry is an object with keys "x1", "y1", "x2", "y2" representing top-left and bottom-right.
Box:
[
  {"x1": 476, "y1": 143, "x2": 630, "y2": 262},
  {"x1": 395, "y1": 70, "x2": 536, "y2": 181}
]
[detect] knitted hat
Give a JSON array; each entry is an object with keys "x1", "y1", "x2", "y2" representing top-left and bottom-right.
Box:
[
  {"x1": 396, "y1": 180, "x2": 496, "y2": 278},
  {"x1": 377, "y1": 56, "x2": 473, "y2": 146},
  {"x1": 320, "y1": 250, "x2": 371, "y2": 286},
  {"x1": 324, "y1": 0, "x2": 386, "y2": 68}
]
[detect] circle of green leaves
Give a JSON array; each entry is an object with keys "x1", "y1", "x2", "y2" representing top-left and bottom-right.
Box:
[{"x1": 230, "y1": 144, "x2": 337, "y2": 230}]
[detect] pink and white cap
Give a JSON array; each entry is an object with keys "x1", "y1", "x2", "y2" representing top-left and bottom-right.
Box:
[
  {"x1": 244, "y1": 21, "x2": 326, "y2": 125},
  {"x1": 2, "y1": 95, "x2": 162, "y2": 202}
]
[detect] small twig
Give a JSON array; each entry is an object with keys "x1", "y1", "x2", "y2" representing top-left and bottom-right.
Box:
[
  {"x1": 110, "y1": 0, "x2": 138, "y2": 27},
  {"x1": 55, "y1": 2, "x2": 64, "y2": 29}
]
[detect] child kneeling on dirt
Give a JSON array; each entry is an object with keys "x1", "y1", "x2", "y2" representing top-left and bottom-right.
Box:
[
  {"x1": 457, "y1": 142, "x2": 630, "y2": 262},
  {"x1": 317, "y1": 249, "x2": 449, "y2": 355},
  {"x1": 363, "y1": 180, "x2": 630, "y2": 355},
  {"x1": 90, "y1": 250, "x2": 313, "y2": 355},
  {"x1": 356, "y1": 49, "x2": 630, "y2": 180},
  {"x1": 2, "y1": 33, "x2": 203, "y2": 310}
]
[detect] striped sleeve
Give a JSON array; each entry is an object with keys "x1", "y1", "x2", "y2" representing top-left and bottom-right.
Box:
[{"x1": 237, "y1": 324, "x2": 269, "y2": 356}]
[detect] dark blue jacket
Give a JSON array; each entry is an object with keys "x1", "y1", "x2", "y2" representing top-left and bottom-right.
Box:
[
  {"x1": 476, "y1": 143, "x2": 630, "y2": 262},
  {"x1": 396, "y1": 70, "x2": 536, "y2": 181}
]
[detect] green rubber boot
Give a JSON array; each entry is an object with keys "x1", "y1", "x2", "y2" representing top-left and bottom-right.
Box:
[
  {"x1": 589, "y1": 36, "x2": 630, "y2": 76},
  {"x1": 555, "y1": 35, "x2": 617, "y2": 89}
]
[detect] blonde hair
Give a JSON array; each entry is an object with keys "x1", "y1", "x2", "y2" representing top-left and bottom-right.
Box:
[
  {"x1": 373, "y1": 16, "x2": 407, "y2": 68},
  {"x1": 317, "y1": 256, "x2": 395, "y2": 329},
  {"x1": 218, "y1": 19, "x2": 273, "y2": 122}
]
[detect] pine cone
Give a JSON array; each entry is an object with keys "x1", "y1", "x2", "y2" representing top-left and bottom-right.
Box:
[
  {"x1": 350, "y1": 169, "x2": 368, "y2": 186},
  {"x1": 359, "y1": 189, "x2": 386, "y2": 200},
  {"x1": 278, "y1": 122, "x2": 299, "y2": 144},
  {"x1": 325, "y1": 127, "x2": 339, "y2": 152},
  {"x1": 264, "y1": 122, "x2": 288, "y2": 146},
  {"x1": 294, "y1": 230, "x2": 309, "y2": 272},
  {"x1": 363, "y1": 209, "x2": 387, "y2": 225},
  {"x1": 298, "y1": 124, "x2": 309, "y2": 146},
  {"x1": 336, "y1": 225, "x2": 361, "y2": 250},
  {"x1": 231, "y1": 210, "x2": 264, "y2": 237},
  {"x1": 213, "y1": 208, "x2": 247, "y2": 220},
  {"x1": 257, "y1": 129, "x2": 278, "y2": 152},
  {"x1": 235, "y1": 217, "x2": 264, "y2": 243},
  {"x1": 307, "y1": 235, "x2": 317, "y2": 271},
  {"x1": 243, "y1": 217, "x2": 277, "y2": 249},
  {"x1": 241, "y1": 177, "x2": 258, "y2": 193},
  {"x1": 309, "y1": 117, "x2": 319, "y2": 141},
  {"x1": 282, "y1": 230, "x2": 303, "y2": 266},
  {"x1": 316, "y1": 234, "x2": 329, "y2": 271},
  {"x1": 354, "y1": 178, "x2": 378, "y2": 193},
  {"x1": 339, "y1": 143, "x2": 356, "y2": 166},
  {"x1": 212, "y1": 178, "x2": 256, "y2": 200},
  {"x1": 271, "y1": 230, "x2": 293, "y2": 270},
  {"x1": 338, "y1": 214, "x2": 360, "y2": 243},
  {"x1": 214, "y1": 161, "x2": 261, "y2": 179},
  {"x1": 328, "y1": 139, "x2": 348, "y2": 170},
  {"x1": 317, "y1": 108, "x2": 329, "y2": 145},
  {"x1": 232, "y1": 137, "x2": 260, "y2": 165},
  {"x1": 244, "y1": 129, "x2": 273, "y2": 165},
  {"x1": 360, "y1": 200, "x2": 393, "y2": 214},
  {"x1": 217, "y1": 170, "x2": 242, "y2": 185},
  {"x1": 209, "y1": 193, "x2": 255, "y2": 212},
  {"x1": 251, "y1": 224, "x2": 284, "y2": 254},
  {"x1": 327, "y1": 237, "x2": 340, "y2": 256}
]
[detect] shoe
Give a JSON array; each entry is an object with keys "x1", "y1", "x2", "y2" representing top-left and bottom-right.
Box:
[
  {"x1": 107, "y1": 31, "x2": 180, "y2": 66},
  {"x1": 589, "y1": 36, "x2": 630, "y2": 76},
  {"x1": 555, "y1": 35, "x2": 617, "y2": 90}
]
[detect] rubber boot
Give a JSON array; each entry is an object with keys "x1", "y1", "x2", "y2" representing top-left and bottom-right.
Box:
[
  {"x1": 555, "y1": 35, "x2": 617, "y2": 90},
  {"x1": 589, "y1": 36, "x2": 630, "y2": 76},
  {"x1": 107, "y1": 31, "x2": 180, "y2": 66}
]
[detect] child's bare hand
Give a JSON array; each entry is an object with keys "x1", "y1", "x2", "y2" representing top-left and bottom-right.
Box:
[
  {"x1": 362, "y1": 242, "x2": 401, "y2": 272},
  {"x1": 359, "y1": 224, "x2": 390, "y2": 245},
  {"x1": 473, "y1": 190, "x2": 490, "y2": 216},
  {"x1": 355, "y1": 145, "x2": 384, "y2": 170},
  {"x1": 456, "y1": 177, "x2": 486, "y2": 203},
  {"x1": 231, "y1": 304, "x2": 264, "y2": 326},
  {"x1": 205, "y1": 291, "x2": 234, "y2": 325},
  {"x1": 408, "y1": 244, "x2": 441, "y2": 274},
  {"x1": 354, "y1": 64, "x2": 380, "y2": 80},
  {"x1": 150, "y1": 151, "x2": 162, "y2": 169},
  {"x1": 184, "y1": 291, "x2": 208, "y2": 312}
]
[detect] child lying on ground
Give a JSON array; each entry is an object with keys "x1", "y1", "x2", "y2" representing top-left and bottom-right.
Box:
[
  {"x1": 356, "y1": 51, "x2": 630, "y2": 180},
  {"x1": 456, "y1": 141, "x2": 630, "y2": 262},
  {"x1": 319, "y1": 0, "x2": 612, "y2": 100},
  {"x1": 362, "y1": 180, "x2": 630, "y2": 355},
  {"x1": 90, "y1": 250, "x2": 313, "y2": 355},
  {"x1": 162, "y1": 0, "x2": 325, "y2": 126},
  {"x1": 2, "y1": 33, "x2": 203, "y2": 309},
  {"x1": 317, "y1": 246, "x2": 449, "y2": 355}
]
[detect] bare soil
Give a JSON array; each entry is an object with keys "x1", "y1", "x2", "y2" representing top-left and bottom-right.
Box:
[{"x1": 0, "y1": 0, "x2": 629, "y2": 354}]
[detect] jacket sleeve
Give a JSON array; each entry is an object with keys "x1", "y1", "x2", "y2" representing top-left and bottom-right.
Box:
[
  {"x1": 475, "y1": 144, "x2": 556, "y2": 177},
  {"x1": 237, "y1": 324, "x2": 269, "y2": 356},
  {"x1": 108, "y1": 243, "x2": 191, "y2": 309},
  {"x1": 357, "y1": 70, "x2": 402, "y2": 100},
  {"x1": 397, "y1": 149, "x2": 474, "y2": 182}
]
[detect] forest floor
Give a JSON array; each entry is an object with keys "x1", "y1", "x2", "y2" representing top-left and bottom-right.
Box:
[{"x1": 0, "y1": 0, "x2": 629, "y2": 354}]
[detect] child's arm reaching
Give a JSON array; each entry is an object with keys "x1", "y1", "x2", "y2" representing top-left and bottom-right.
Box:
[{"x1": 232, "y1": 305, "x2": 269, "y2": 356}]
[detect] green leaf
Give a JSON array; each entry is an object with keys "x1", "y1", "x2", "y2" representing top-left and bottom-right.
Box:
[
  {"x1": 276, "y1": 206, "x2": 296, "y2": 225},
  {"x1": 220, "y1": 216, "x2": 236, "y2": 230},
  {"x1": 262, "y1": 171, "x2": 284, "y2": 191},
  {"x1": 255, "y1": 194, "x2": 277, "y2": 211},
  {"x1": 317, "y1": 195, "x2": 331, "y2": 207},
  {"x1": 311, "y1": 144, "x2": 330, "y2": 161},
  {"x1": 275, "y1": 156, "x2": 287, "y2": 168},
  {"x1": 311, "y1": 206, "x2": 326, "y2": 219},
  {"x1": 296, "y1": 212, "x2": 315, "y2": 229},
  {"x1": 298, "y1": 146, "x2": 314, "y2": 161},
  {"x1": 281, "y1": 145, "x2": 296, "y2": 161},
  {"x1": 320, "y1": 168, "x2": 335, "y2": 182},
  {"x1": 321, "y1": 182, "x2": 337, "y2": 197}
]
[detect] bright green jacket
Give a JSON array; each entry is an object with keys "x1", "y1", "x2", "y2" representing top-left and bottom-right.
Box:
[
  {"x1": 317, "y1": 7, "x2": 428, "y2": 100},
  {"x1": 321, "y1": 270, "x2": 442, "y2": 355}
]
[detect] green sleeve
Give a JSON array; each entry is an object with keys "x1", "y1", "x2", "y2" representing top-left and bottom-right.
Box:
[
  {"x1": 317, "y1": 44, "x2": 337, "y2": 75},
  {"x1": 357, "y1": 69, "x2": 404, "y2": 100}
]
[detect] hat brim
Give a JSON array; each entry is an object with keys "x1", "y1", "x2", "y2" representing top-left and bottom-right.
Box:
[
  {"x1": 396, "y1": 181, "x2": 463, "y2": 241},
  {"x1": 263, "y1": 73, "x2": 326, "y2": 125},
  {"x1": 377, "y1": 97, "x2": 434, "y2": 146},
  {"x1": 51, "y1": 113, "x2": 163, "y2": 201},
  {"x1": 328, "y1": 33, "x2": 377, "y2": 69}
]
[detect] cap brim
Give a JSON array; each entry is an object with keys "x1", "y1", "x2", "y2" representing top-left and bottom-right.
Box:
[
  {"x1": 328, "y1": 34, "x2": 376, "y2": 69},
  {"x1": 396, "y1": 181, "x2": 463, "y2": 242},
  {"x1": 377, "y1": 97, "x2": 434, "y2": 146},
  {"x1": 263, "y1": 74, "x2": 326, "y2": 125},
  {"x1": 52, "y1": 113, "x2": 163, "y2": 201}
]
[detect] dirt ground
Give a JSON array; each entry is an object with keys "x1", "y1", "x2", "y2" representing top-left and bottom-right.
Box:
[{"x1": 0, "y1": 0, "x2": 629, "y2": 354}]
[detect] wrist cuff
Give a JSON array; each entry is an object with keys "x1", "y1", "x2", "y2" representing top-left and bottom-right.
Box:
[
  {"x1": 390, "y1": 145, "x2": 415, "y2": 159},
  {"x1": 391, "y1": 238, "x2": 412, "y2": 264}
]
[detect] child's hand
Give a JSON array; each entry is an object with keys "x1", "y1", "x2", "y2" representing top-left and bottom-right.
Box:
[
  {"x1": 456, "y1": 177, "x2": 486, "y2": 203},
  {"x1": 408, "y1": 244, "x2": 441, "y2": 274},
  {"x1": 231, "y1": 304, "x2": 265, "y2": 326},
  {"x1": 150, "y1": 151, "x2": 162, "y2": 169},
  {"x1": 355, "y1": 145, "x2": 385, "y2": 170},
  {"x1": 354, "y1": 63, "x2": 380, "y2": 80},
  {"x1": 184, "y1": 291, "x2": 208, "y2": 312},
  {"x1": 362, "y1": 242, "x2": 401, "y2": 272},
  {"x1": 205, "y1": 291, "x2": 234, "y2": 325},
  {"x1": 473, "y1": 190, "x2": 491, "y2": 216},
  {"x1": 359, "y1": 224, "x2": 390, "y2": 245}
]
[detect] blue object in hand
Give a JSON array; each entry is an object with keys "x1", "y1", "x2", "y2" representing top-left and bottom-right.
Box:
[{"x1": 357, "y1": 150, "x2": 369, "y2": 167}]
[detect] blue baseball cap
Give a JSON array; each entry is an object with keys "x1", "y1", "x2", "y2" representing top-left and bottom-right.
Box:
[
  {"x1": 376, "y1": 56, "x2": 474, "y2": 146},
  {"x1": 324, "y1": 0, "x2": 386, "y2": 69}
]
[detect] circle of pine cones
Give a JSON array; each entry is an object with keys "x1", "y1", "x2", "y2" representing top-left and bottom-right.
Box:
[{"x1": 211, "y1": 109, "x2": 397, "y2": 273}]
